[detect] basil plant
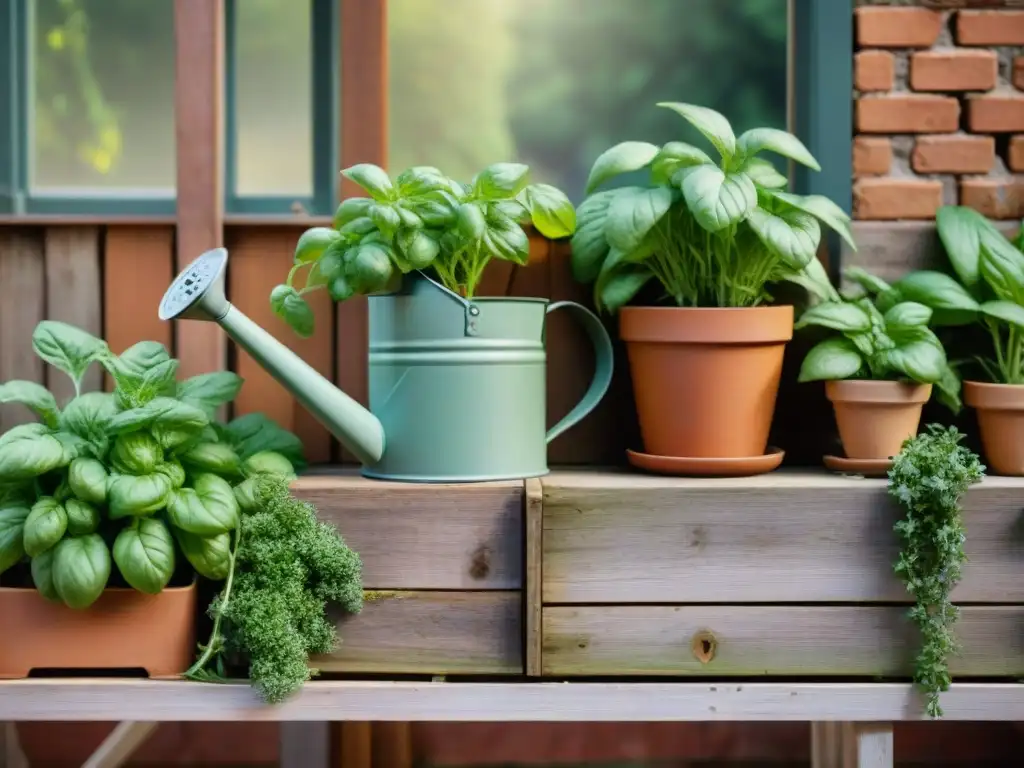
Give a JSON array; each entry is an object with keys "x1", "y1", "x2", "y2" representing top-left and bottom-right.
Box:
[
  {"x1": 0, "y1": 321, "x2": 303, "y2": 609},
  {"x1": 570, "y1": 101, "x2": 857, "y2": 312},
  {"x1": 271, "y1": 162, "x2": 577, "y2": 338}
]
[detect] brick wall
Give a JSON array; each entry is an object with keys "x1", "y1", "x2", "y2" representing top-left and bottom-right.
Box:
[{"x1": 853, "y1": 2, "x2": 1024, "y2": 220}]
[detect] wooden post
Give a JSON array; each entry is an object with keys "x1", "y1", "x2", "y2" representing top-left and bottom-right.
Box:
[
  {"x1": 525, "y1": 477, "x2": 544, "y2": 676},
  {"x1": 173, "y1": 0, "x2": 226, "y2": 382},
  {"x1": 280, "y1": 722, "x2": 330, "y2": 768},
  {"x1": 811, "y1": 722, "x2": 894, "y2": 768},
  {"x1": 80, "y1": 722, "x2": 159, "y2": 768}
]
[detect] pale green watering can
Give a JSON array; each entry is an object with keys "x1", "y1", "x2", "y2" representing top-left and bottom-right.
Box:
[{"x1": 158, "y1": 248, "x2": 614, "y2": 482}]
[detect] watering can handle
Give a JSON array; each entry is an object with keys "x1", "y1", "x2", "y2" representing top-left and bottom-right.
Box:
[{"x1": 545, "y1": 301, "x2": 614, "y2": 445}]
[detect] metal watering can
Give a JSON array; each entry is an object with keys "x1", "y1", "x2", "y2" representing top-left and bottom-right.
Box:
[{"x1": 158, "y1": 248, "x2": 614, "y2": 482}]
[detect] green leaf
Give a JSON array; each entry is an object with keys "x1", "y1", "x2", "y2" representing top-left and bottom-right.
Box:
[
  {"x1": 523, "y1": 184, "x2": 577, "y2": 239},
  {"x1": 584, "y1": 142, "x2": 660, "y2": 193},
  {"x1": 107, "y1": 473, "x2": 173, "y2": 519},
  {"x1": 676, "y1": 165, "x2": 756, "y2": 232},
  {"x1": 934, "y1": 362, "x2": 963, "y2": 414},
  {"x1": 650, "y1": 142, "x2": 714, "y2": 185},
  {"x1": 369, "y1": 203, "x2": 401, "y2": 240},
  {"x1": 52, "y1": 533, "x2": 111, "y2": 609},
  {"x1": 0, "y1": 429, "x2": 66, "y2": 482},
  {"x1": 884, "y1": 302, "x2": 933, "y2": 332},
  {"x1": 396, "y1": 166, "x2": 449, "y2": 197},
  {"x1": 332, "y1": 197, "x2": 373, "y2": 229},
  {"x1": 979, "y1": 228, "x2": 1024, "y2": 304},
  {"x1": 104, "y1": 341, "x2": 177, "y2": 405},
  {"x1": 763, "y1": 191, "x2": 857, "y2": 252},
  {"x1": 241, "y1": 450, "x2": 296, "y2": 479},
  {"x1": 107, "y1": 397, "x2": 207, "y2": 437},
  {"x1": 844, "y1": 267, "x2": 891, "y2": 297},
  {"x1": 745, "y1": 205, "x2": 821, "y2": 269},
  {"x1": 293, "y1": 227, "x2": 342, "y2": 264},
  {"x1": 30, "y1": 548, "x2": 58, "y2": 601},
  {"x1": 656, "y1": 101, "x2": 736, "y2": 160},
  {"x1": 482, "y1": 208, "x2": 531, "y2": 265},
  {"x1": 177, "y1": 372, "x2": 243, "y2": 416},
  {"x1": 605, "y1": 186, "x2": 673, "y2": 254},
  {"x1": 395, "y1": 228, "x2": 440, "y2": 270},
  {"x1": 0, "y1": 381, "x2": 59, "y2": 428},
  {"x1": 346, "y1": 243, "x2": 395, "y2": 293},
  {"x1": 794, "y1": 301, "x2": 872, "y2": 333},
  {"x1": 888, "y1": 270, "x2": 980, "y2": 325},
  {"x1": 181, "y1": 441, "x2": 242, "y2": 477},
  {"x1": 936, "y1": 206, "x2": 984, "y2": 288},
  {"x1": 23, "y1": 497, "x2": 68, "y2": 557},
  {"x1": 740, "y1": 157, "x2": 788, "y2": 189},
  {"x1": 781, "y1": 256, "x2": 841, "y2": 304},
  {"x1": 233, "y1": 476, "x2": 260, "y2": 513},
  {"x1": 166, "y1": 473, "x2": 239, "y2": 536},
  {"x1": 173, "y1": 527, "x2": 231, "y2": 581},
  {"x1": 65, "y1": 498, "x2": 100, "y2": 536},
  {"x1": 32, "y1": 321, "x2": 109, "y2": 392},
  {"x1": 884, "y1": 340, "x2": 946, "y2": 384},
  {"x1": 736, "y1": 127, "x2": 820, "y2": 170},
  {"x1": 597, "y1": 268, "x2": 653, "y2": 314},
  {"x1": 0, "y1": 500, "x2": 30, "y2": 575},
  {"x1": 60, "y1": 392, "x2": 118, "y2": 455},
  {"x1": 473, "y1": 163, "x2": 530, "y2": 200},
  {"x1": 570, "y1": 190, "x2": 616, "y2": 283},
  {"x1": 456, "y1": 202, "x2": 487, "y2": 241},
  {"x1": 114, "y1": 518, "x2": 176, "y2": 594},
  {"x1": 224, "y1": 413, "x2": 305, "y2": 469},
  {"x1": 270, "y1": 284, "x2": 315, "y2": 337},
  {"x1": 110, "y1": 432, "x2": 164, "y2": 475},
  {"x1": 155, "y1": 459, "x2": 186, "y2": 490},
  {"x1": 341, "y1": 163, "x2": 394, "y2": 201},
  {"x1": 980, "y1": 300, "x2": 1024, "y2": 330},
  {"x1": 798, "y1": 337, "x2": 865, "y2": 382}
]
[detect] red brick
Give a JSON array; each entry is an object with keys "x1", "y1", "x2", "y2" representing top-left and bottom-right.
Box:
[
  {"x1": 855, "y1": 51, "x2": 895, "y2": 92},
  {"x1": 856, "y1": 95, "x2": 961, "y2": 133},
  {"x1": 968, "y1": 95, "x2": 1024, "y2": 132},
  {"x1": 854, "y1": 179, "x2": 944, "y2": 220},
  {"x1": 1010, "y1": 136, "x2": 1024, "y2": 172},
  {"x1": 912, "y1": 135, "x2": 995, "y2": 173},
  {"x1": 955, "y1": 10, "x2": 1024, "y2": 45},
  {"x1": 856, "y1": 7, "x2": 944, "y2": 47},
  {"x1": 960, "y1": 178, "x2": 1024, "y2": 219},
  {"x1": 1015, "y1": 57, "x2": 1024, "y2": 91},
  {"x1": 910, "y1": 49, "x2": 998, "y2": 92},
  {"x1": 853, "y1": 137, "x2": 893, "y2": 177}
]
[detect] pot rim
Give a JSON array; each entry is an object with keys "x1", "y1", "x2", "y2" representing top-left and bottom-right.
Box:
[
  {"x1": 619, "y1": 304, "x2": 794, "y2": 344},
  {"x1": 825, "y1": 379, "x2": 932, "y2": 405},
  {"x1": 963, "y1": 380, "x2": 1024, "y2": 410}
]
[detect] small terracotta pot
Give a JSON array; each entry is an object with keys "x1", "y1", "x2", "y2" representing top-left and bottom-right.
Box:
[
  {"x1": 825, "y1": 380, "x2": 931, "y2": 460},
  {"x1": 0, "y1": 581, "x2": 197, "y2": 679},
  {"x1": 619, "y1": 305, "x2": 793, "y2": 458},
  {"x1": 964, "y1": 381, "x2": 1024, "y2": 476}
]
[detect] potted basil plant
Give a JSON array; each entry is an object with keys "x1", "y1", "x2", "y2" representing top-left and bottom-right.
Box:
[{"x1": 571, "y1": 101, "x2": 857, "y2": 476}]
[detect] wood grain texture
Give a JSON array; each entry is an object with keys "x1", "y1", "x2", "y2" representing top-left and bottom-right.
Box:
[
  {"x1": 225, "y1": 226, "x2": 334, "y2": 462},
  {"x1": 314, "y1": 592, "x2": 521, "y2": 675},
  {"x1": 280, "y1": 722, "x2": 329, "y2": 768},
  {"x1": 542, "y1": 605, "x2": 1024, "y2": 677},
  {"x1": 80, "y1": 721, "x2": 157, "y2": 768},
  {"x1": 291, "y1": 472, "x2": 523, "y2": 589},
  {"x1": 102, "y1": 227, "x2": 175, "y2": 390},
  {"x1": 333, "y1": 722, "x2": 371, "y2": 768},
  {"x1": 173, "y1": 0, "x2": 226, "y2": 382},
  {"x1": 0, "y1": 230, "x2": 45, "y2": 432},
  {"x1": 370, "y1": 723, "x2": 413, "y2": 768},
  {"x1": 811, "y1": 722, "x2": 893, "y2": 768},
  {"x1": 543, "y1": 470, "x2": 1024, "y2": 604},
  {"x1": 525, "y1": 478, "x2": 543, "y2": 677},
  {"x1": 43, "y1": 227, "x2": 103, "y2": 403}
]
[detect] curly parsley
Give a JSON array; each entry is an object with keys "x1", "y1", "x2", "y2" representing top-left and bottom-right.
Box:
[
  {"x1": 186, "y1": 474, "x2": 363, "y2": 703},
  {"x1": 888, "y1": 424, "x2": 984, "y2": 718}
]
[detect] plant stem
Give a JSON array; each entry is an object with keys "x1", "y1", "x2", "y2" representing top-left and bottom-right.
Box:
[{"x1": 184, "y1": 527, "x2": 241, "y2": 679}]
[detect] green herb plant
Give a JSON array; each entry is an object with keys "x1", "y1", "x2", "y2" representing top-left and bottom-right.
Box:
[
  {"x1": 0, "y1": 321, "x2": 304, "y2": 610},
  {"x1": 569, "y1": 101, "x2": 857, "y2": 313},
  {"x1": 271, "y1": 163, "x2": 577, "y2": 338},
  {"x1": 888, "y1": 424, "x2": 984, "y2": 718},
  {"x1": 185, "y1": 473, "x2": 363, "y2": 704}
]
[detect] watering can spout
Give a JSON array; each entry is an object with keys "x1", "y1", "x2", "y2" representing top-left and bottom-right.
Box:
[{"x1": 158, "y1": 248, "x2": 385, "y2": 466}]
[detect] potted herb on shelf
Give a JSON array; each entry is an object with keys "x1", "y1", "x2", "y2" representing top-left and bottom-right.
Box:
[
  {"x1": 570, "y1": 101, "x2": 856, "y2": 476},
  {"x1": 0, "y1": 321, "x2": 306, "y2": 679},
  {"x1": 267, "y1": 162, "x2": 614, "y2": 483}
]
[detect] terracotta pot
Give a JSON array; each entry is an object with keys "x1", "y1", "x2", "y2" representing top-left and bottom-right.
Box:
[
  {"x1": 619, "y1": 305, "x2": 793, "y2": 458},
  {"x1": 0, "y1": 581, "x2": 197, "y2": 679},
  {"x1": 825, "y1": 380, "x2": 931, "y2": 460},
  {"x1": 964, "y1": 381, "x2": 1024, "y2": 476}
]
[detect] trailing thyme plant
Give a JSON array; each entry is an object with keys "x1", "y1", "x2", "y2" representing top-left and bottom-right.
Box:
[{"x1": 888, "y1": 424, "x2": 984, "y2": 718}]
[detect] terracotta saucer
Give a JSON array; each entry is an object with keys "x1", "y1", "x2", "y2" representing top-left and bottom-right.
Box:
[
  {"x1": 823, "y1": 455, "x2": 892, "y2": 478},
  {"x1": 626, "y1": 447, "x2": 785, "y2": 477}
]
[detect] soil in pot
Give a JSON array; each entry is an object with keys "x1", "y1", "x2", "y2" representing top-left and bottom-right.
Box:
[
  {"x1": 964, "y1": 381, "x2": 1024, "y2": 476},
  {"x1": 825, "y1": 380, "x2": 931, "y2": 461},
  {"x1": 619, "y1": 305, "x2": 793, "y2": 461}
]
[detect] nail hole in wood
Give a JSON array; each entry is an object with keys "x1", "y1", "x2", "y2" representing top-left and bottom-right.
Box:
[{"x1": 691, "y1": 630, "x2": 717, "y2": 664}]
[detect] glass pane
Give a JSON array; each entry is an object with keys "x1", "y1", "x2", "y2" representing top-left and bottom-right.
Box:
[
  {"x1": 234, "y1": 0, "x2": 313, "y2": 197},
  {"x1": 389, "y1": 0, "x2": 789, "y2": 201},
  {"x1": 30, "y1": 0, "x2": 176, "y2": 195}
]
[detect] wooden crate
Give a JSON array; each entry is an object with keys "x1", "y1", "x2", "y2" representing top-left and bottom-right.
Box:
[
  {"x1": 292, "y1": 471, "x2": 525, "y2": 675},
  {"x1": 530, "y1": 470, "x2": 1024, "y2": 678}
]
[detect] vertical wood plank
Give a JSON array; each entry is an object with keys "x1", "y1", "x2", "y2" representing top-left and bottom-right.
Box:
[
  {"x1": 811, "y1": 722, "x2": 893, "y2": 768},
  {"x1": 1, "y1": 723, "x2": 28, "y2": 768},
  {"x1": 174, "y1": 0, "x2": 226, "y2": 382},
  {"x1": 332, "y1": 722, "x2": 372, "y2": 768},
  {"x1": 280, "y1": 722, "x2": 330, "y2": 768},
  {"x1": 336, "y1": 0, "x2": 387, "y2": 463},
  {"x1": 525, "y1": 477, "x2": 543, "y2": 677},
  {"x1": 0, "y1": 229, "x2": 45, "y2": 431},
  {"x1": 371, "y1": 723, "x2": 413, "y2": 768},
  {"x1": 43, "y1": 227, "x2": 102, "y2": 404},
  {"x1": 102, "y1": 227, "x2": 176, "y2": 389},
  {"x1": 226, "y1": 227, "x2": 334, "y2": 462}
]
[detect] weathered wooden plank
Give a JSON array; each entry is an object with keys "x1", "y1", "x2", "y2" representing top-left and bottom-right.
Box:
[
  {"x1": 370, "y1": 723, "x2": 412, "y2": 768},
  {"x1": 102, "y1": 227, "x2": 175, "y2": 390},
  {"x1": 292, "y1": 472, "x2": 523, "y2": 589},
  {"x1": 543, "y1": 471, "x2": 1024, "y2": 604},
  {"x1": 315, "y1": 591, "x2": 522, "y2": 675},
  {"x1": 225, "y1": 226, "x2": 334, "y2": 463},
  {"x1": 542, "y1": 605, "x2": 1024, "y2": 677},
  {"x1": 280, "y1": 722, "x2": 329, "y2": 768},
  {"x1": 525, "y1": 478, "x2": 543, "y2": 677},
  {"x1": 0, "y1": 229, "x2": 45, "y2": 431},
  {"x1": 333, "y1": 722, "x2": 371, "y2": 768},
  {"x1": 811, "y1": 722, "x2": 893, "y2": 768},
  {"x1": 80, "y1": 721, "x2": 157, "y2": 768},
  {"x1": 43, "y1": 227, "x2": 103, "y2": 404}
]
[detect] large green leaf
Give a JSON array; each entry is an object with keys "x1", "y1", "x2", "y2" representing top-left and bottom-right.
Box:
[
  {"x1": 650, "y1": 142, "x2": 714, "y2": 185},
  {"x1": 794, "y1": 302, "x2": 872, "y2": 333},
  {"x1": 107, "y1": 397, "x2": 208, "y2": 437},
  {"x1": 584, "y1": 142, "x2": 660, "y2": 194},
  {"x1": 888, "y1": 270, "x2": 980, "y2": 326},
  {"x1": 52, "y1": 533, "x2": 111, "y2": 609},
  {"x1": 736, "y1": 128, "x2": 820, "y2": 170},
  {"x1": 605, "y1": 186, "x2": 674, "y2": 254},
  {"x1": 224, "y1": 413, "x2": 305, "y2": 469},
  {"x1": 107, "y1": 473, "x2": 173, "y2": 519},
  {"x1": 473, "y1": 163, "x2": 530, "y2": 200},
  {"x1": 482, "y1": 208, "x2": 530, "y2": 265},
  {"x1": 884, "y1": 302, "x2": 933, "y2": 333},
  {"x1": 68, "y1": 457, "x2": 108, "y2": 505},
  {"x1": 745, "y1": 205, "x2": 821, "y2": 269},
  {"x1": 173, "y1": 527, "x2": 231, "y2": 581},
  {"x1": 883, "y1": 340, "x2": 946, "y2": 384},
  {"x1": 597, "y1": 268, "x2": 653, "y2": 314},
  {"x1": 114, "y1": 518, "x2": 176, "y2": 594},
  {"x1": 341, "y1": 164, "x2": 394, "y2": 201},
  {"x1": 0, "y1": 381, "x2": 59, "y2": 428},
  {"x1": 23, "y1": 497, "x2": 68, "y2": 558},
  {"x1": 676, "y1": 165, "x2": 756, "y2": 232},
  {"x1": 980, "y1": 228, "x2": 1024, "y2": 305},
  {"x1": 798, "y1": 338, "x2": 864, "y2": 382},
  {"x1": 936, "y1": 206, "x2": 984, "y2": 289},
  {"x1": 570, "y1": 190, "x2": 616, "y2": 283},
  {"x1": 0, "y1": 429, "x2": 66, "y2": 482},
  {"x1": 523, "y1": 184, "x2": 577, "y2": 239},
  {"x1": 166, "y1": 473, "x2": 239, "y2": 536},
  {"x1": 740, "y1": 157, "x2": 788, "y2": 189},
  {"x1": 177, "y1": 372, "x2": 243, "y2": 416},
  {"x1": 60, "y1": 392, "x2": 118, "y2": 455},
  {"x1": 32, "y1": 321, "x2": 109, "y2": 392},
  {"x1": 782, "y1": 255, "x2": 841, "y2": 304},
  {"x1": 656, "y1": 102, "x2": 736, "y2": 160},
  {"x1": 980, "y1": 300, "x2": 1024, "y2": 331},
  {"x1": 843, "y1": 267, "x2": 891, "y2": 297},
  {"x1": 0, "y1": 501, "x2": 30, "y2": 575},
  {"x1": 765, "y1": 190, "x2": 856, "y2": 252}
]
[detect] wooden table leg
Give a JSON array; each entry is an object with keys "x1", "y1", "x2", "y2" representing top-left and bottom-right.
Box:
[
  {"x1": 1, "y1": 724, "x2": 28, "y2": 768},
  {"x1": 81, "y1": 721, "x2": 158, "y2": 768},
  {"x1": 811, "y1": 722, "x2": 894, "y2": 768}
]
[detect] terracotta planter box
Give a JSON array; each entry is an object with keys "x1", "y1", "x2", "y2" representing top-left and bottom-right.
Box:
[{"x1": 0, "y1": 581, "x2": 197, "y2": 679}]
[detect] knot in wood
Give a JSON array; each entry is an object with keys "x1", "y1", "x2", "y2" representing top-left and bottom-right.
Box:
[{"x1": 691, "y1": 630, "x2": 717, "y2": 664}]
